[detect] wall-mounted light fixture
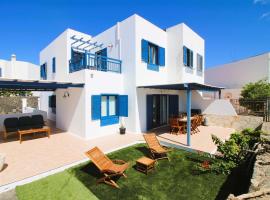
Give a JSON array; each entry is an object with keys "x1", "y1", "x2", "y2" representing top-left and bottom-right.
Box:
[{"x1": 63, "y1": 91, "x2": 70, "y2": 98}]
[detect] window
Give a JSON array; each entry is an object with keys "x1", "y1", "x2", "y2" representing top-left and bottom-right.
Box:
[
  {"x1": 141, "y1": 39, "x2": 165, "y2": 71},
  {"x1": 101, "y1": 95, "x2": 117, "y2": 117},
  {"x1": 95, "y1": 48, "x2": 107, "y2": 71},
  {"x1": 91, "y1": 94, "x2": 128, "y2": 126},
  {"x1": 40, "y1": 63, "x2": 47, "y2": 80},
  {"x1": 183, "y1": 46, "x2": 193, "y2": 68},
  {"x1": 52, "y1": 57, "x2": 56, "y2": 73},
  {"x1": 0, "y1": 68, "x2": 2, "y2": 77},
  {"x1": 148, "y1": 43, "x2": 158, "y2": 65},
  {"x1": 197, "y1": 54, "x2": 203, "y2": 72}
]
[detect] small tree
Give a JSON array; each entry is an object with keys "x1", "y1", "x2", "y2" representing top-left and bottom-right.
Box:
[{"x1": 240, "y1": 80, "x2": 270, "y2": 100}]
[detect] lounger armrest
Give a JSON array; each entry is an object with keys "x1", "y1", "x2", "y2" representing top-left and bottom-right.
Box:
[{"x1": 112, "y1": 159, "x2": 127, "y2": 164}]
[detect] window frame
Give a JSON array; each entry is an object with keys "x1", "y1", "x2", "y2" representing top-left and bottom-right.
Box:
[
  {"x1": 148, "y1": 42, "x2": 158, "y2": 65},
  {"x1": 52, "y1": 57, "x2": 56, "y2": 73},
  {"x1": 183, "y1": 46, "x2": 193, "y2": 68},
  {"x1": 100, "y1": 94, "x2": 118, "y2": 118},
  {"x1": 197, "y1": 53, "x2": 203, "y2": 72}
]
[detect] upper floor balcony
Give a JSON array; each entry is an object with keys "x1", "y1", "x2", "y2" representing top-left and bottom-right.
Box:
[
  {"x1": 69, "y1": 52, "x2": 122, "y2": 74},
  {"x1": 69, "y1": 35, "x2": 122, "y2": 74}
]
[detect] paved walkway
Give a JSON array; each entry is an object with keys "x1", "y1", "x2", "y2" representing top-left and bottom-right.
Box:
[
  {"x1": 0, "y1": 125, "x2": 234, "y2": 191},
  {"x1": 155, "y1": 125, "x2": 235, "y2": 154},
  {"x1": 0, "y1": 132, "x2": 143, "y2": 188}
]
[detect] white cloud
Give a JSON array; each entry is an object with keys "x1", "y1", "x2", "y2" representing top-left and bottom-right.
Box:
[
  {"x1": 254, "y1": 0, "x2": 270, "y2": 4},
  {"x1": 260, "y1": 12, "x2": 270, "y2": 19}
]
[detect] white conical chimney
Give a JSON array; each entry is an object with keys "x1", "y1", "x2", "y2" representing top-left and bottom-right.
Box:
[{"x1": 11, "y1": 54, "x2": 16, "y2": 61}]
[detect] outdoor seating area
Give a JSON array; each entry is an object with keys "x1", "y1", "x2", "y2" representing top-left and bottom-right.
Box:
[
  {"x1": 3, "y1": 115, "x2": 51, "y2": 143},
  {"x1": 169, "y1": 114, "x2": 204, "y2": 135}
]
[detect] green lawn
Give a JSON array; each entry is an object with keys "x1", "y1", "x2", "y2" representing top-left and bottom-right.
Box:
[{"x1": 16, "y1": 144, "x2": 229, "y2": 200}]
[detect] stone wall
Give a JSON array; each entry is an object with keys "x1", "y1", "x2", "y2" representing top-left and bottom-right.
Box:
[
  {"x1": 205, "y1": 114, "x2": 263, "y2": 131},
  {"x1": 0, "y1": 96, "x2": 38, "y2": 114},
  {"x1": 228, "y1": 140, "x2": 270, "y2": 200}
]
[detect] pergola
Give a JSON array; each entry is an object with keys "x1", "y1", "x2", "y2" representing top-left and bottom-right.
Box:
[
  {"x1": 138, "y1": 82, "x2": 224, "y2": 146},
  {"x1": 0, "y1": 78, "x2": 84, "y2": 91}
]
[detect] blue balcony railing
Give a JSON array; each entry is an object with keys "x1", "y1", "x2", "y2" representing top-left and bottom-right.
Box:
[{"x1": 69, "y1": 53, "x2": 122, "y2": 73}]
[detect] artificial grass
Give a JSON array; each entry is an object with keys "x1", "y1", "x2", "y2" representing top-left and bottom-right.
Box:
[{"x1": 16, "y1": 144, "x2": 228, "y2": 200}]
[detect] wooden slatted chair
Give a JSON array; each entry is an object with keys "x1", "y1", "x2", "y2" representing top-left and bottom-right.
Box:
[
  {"x1": 191, "y1": 115, "x2": 200, "y2": 134},
  {"x1": 85, "y1": 146, "x2": 129, "y2": 189},
  {"x1": 143, "y1": 133, "x2": 169, "y2": 161}
]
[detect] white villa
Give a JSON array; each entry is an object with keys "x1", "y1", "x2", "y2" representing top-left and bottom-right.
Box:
[
  {"x1": 0, "y1": 14, "x2": 243, "y2": 192},
  {"x1": 206, "y1": 52, "x2": 270, "y2": 99},
  {"x1": 37, "y1": 14, "x2": 235, "y2": 140}
]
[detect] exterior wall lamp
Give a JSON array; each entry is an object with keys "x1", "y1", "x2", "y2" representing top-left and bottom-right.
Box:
[{"x1": 63, "y1": 91, "x2": 70, "y2": 98}]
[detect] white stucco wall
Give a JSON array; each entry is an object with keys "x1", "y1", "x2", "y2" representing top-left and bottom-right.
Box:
[
  {"x1": 190, "y1": 91, "x2": 237, "y2": 116},
  {"x1": 39, "y1": 14, "x2": 208, "y2": 138},
  {"x1": 166, "y1": 24, "x2": 205, "y2": 84},
  {"x1": 206, "y1": 53, "x2": 270, "y2": 89}
]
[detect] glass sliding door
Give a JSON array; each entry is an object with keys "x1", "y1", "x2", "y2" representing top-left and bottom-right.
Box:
[{"x1": 151, "y1": 95, "x2": 169, "y2": 129}]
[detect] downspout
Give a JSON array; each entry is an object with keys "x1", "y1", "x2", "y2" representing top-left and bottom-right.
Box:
[
  {"x1": 116, "y1": 22, "x2": 121, "y2": 60},
  {"x1": 268, "y1": 53, "x2": 270, "y2": 83}
]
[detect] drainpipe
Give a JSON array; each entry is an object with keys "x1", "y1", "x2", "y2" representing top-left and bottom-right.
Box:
[
  {"x1": 268, "y1": 53, "x2": 270, "y2": 83},
  {"x1": 116, "y1": 22, "x2": 121, "y2": 60}
]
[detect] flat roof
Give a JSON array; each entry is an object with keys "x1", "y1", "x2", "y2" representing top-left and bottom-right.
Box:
[
  {"x1": 137, "y1": 82, "x2": 224, "y2": 91},
  {"x1": 0, "y1": 78, "x2": 84, "y2": 91}
]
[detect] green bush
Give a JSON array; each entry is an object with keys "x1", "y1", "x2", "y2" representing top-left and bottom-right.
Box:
[{"x1": 196, "y1": 129, "x2": 262, "y2": 174}]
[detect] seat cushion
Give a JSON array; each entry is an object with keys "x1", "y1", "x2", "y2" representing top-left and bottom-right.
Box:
[
  {"x1": 4, "y1": 117, "x2": 19, "y2": 132},
  {"x1": 18, "y1": 116, "x2": 33, "y2": 130},
  {"x1": 31, "y1": 115, "x2": 45, "y2": 129}
]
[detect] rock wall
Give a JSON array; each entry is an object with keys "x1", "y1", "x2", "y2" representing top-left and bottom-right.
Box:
[
  {"x1": 205, "y1": 114, "x2": 263, "y2": 131},
  {"x1": 0, "y1": 96, "x2": 38, "y2": 114}
]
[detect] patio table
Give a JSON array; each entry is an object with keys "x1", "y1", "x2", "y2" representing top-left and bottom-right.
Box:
[{"x1": 178, "y1": 116, "x2": 195, "y2": 122}]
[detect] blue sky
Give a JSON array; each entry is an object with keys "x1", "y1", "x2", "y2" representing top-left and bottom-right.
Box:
[{"x1": 0, "y1": 0, "x2": 269, "y2": 68}]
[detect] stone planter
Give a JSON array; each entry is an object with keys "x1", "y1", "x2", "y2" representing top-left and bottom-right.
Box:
[{"x1": 0, "y1": 153, "x2": 6, "y2": 172}]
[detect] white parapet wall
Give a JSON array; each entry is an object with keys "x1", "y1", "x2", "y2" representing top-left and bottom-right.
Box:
[{"x1": 191, "y1": 91, "x2": 237, "y2": 116}]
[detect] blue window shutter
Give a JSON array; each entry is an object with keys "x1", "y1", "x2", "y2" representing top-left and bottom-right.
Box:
[
  {"x1": 183, "y1": 46, "x2": 187, "y2": 66},
  {"x1": 52, "y1": 57, "x2": 56, "y2": 73},
  {"x1": 118, "y1": 95, "x2": 128, "y2": 117},
  {"x1": 91, "y1": 95, "x2": 101, "y2": 120},
  {"x1": 158, "y1": 46, "x2": 165, "y2": 66},
  {"x1": 141, "y1": 39, "x2": 148, "y2": 62},
  {"x1": 190, "y1": 50, "x2": 193, "y2": 68}
]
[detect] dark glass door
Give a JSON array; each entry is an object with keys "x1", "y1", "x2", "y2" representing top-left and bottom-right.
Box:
[{"x1": 151, "y1": 95, "x2": 168, "y2": 129}]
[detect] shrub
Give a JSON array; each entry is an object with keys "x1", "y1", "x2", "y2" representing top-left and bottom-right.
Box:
[{"x1": 196, "y1": 129, "x2": 262, "y2": 174}]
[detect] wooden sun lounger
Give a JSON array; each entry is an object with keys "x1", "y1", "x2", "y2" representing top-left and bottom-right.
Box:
[
  {"x1": 143, "y1": 133, "x2": 170, "y2": 161},
  {"x1": 85, "y1": 146, "x2": 129, "y2": 189}
]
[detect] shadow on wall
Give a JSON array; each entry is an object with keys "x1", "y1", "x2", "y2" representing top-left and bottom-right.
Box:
[{"x1": 56, "y1": 88, "x2": 85, "y2": 137}]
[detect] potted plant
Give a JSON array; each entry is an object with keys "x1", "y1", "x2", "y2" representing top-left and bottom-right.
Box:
[{"x1": 119, "y1": 119, "x2": 126, "y2": 135}]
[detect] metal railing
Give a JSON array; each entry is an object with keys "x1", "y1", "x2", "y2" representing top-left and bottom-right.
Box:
[
  {"x1": 230, "y1": 98, "x2": 270, "y2": 122},
  {"x1": 69, "y1": 53, "x2": 122, "y2": 73}
]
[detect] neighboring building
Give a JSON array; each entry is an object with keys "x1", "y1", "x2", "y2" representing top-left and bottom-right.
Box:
[
  {"x1": 0, "y1": 54, "x2": 40, "y2": 80},
  {"x1": 0, "y1": 55, "x2": 54, "y2": 120},
  {"x1": 39, "y1": 14, "x2": 233, "y2": 139},
  {"x1": 205, "y1": 52, "x2": 270, "y2": 99}
]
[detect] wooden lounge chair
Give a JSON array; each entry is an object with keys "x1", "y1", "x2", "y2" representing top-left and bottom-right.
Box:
[
  {"x1": 143, "y1": 133, "x2": 169, "y2": 161},
  {"x1": 85, "y1": 146, "x2": 129, "y2": 189}
]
